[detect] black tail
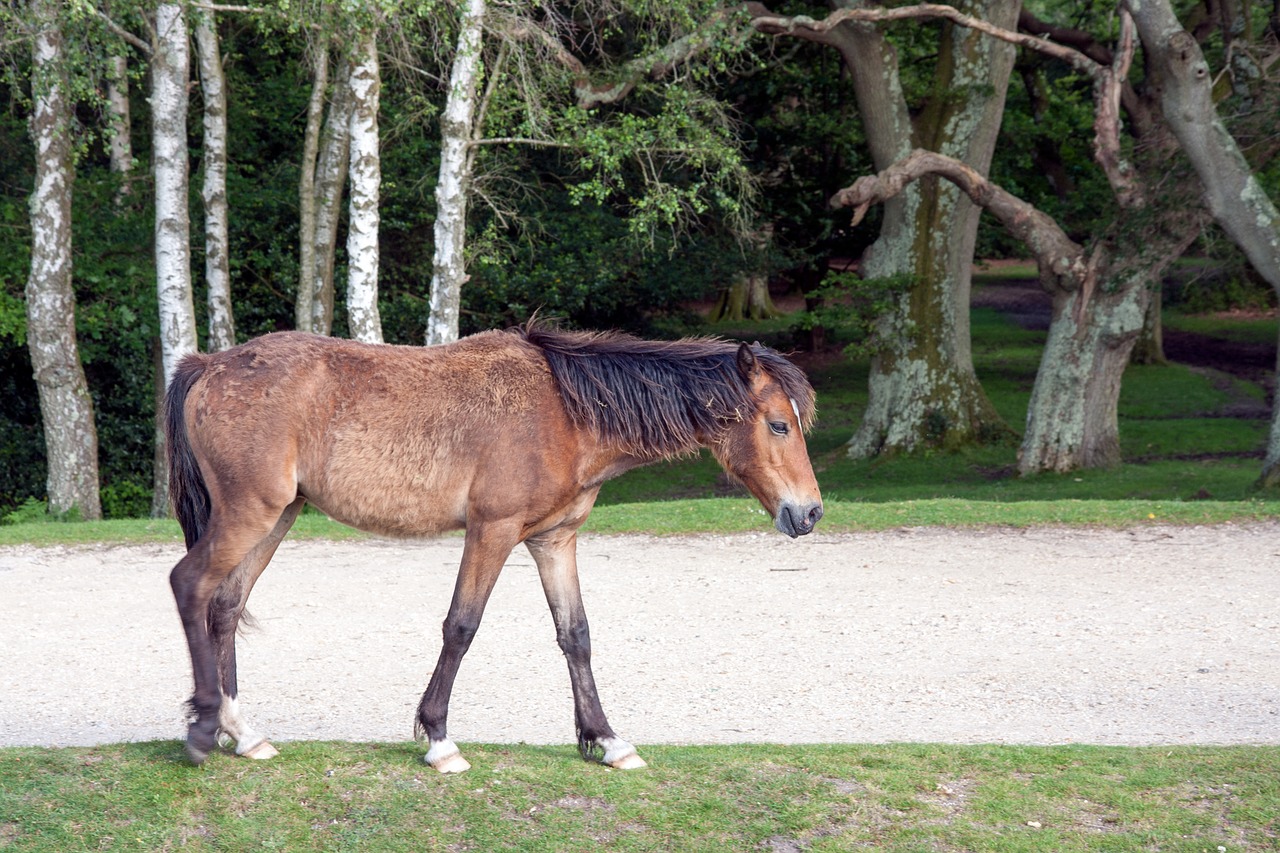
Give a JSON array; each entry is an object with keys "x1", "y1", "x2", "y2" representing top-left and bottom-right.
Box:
[{"x1": 164, "y1": 356, "x2": 212, "y2": 550}]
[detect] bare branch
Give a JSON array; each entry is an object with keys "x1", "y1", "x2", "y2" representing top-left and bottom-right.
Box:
[
  {"x1": 94, "y1": 8, "x2": 152, "y2": 56},
  {"x1": 745, "y1": 2, "x2": 1103, "y2": 79},
  {"x1": 467, "y1": 137, "x2": 572, "y2": 148},
  {"x1": 191, "y1": 3, "x2": 272, "y2": 14},
  {"x1": 1017, "y1": 8, "x2": 1113, "y2": 65},
  {"x1": 831, "y1": 149, "x2": 1088, "y2": 293},
  {"x1": 504, "y1": 7, "x2": 742, "y2": 108},
  {"x1": 1093, "y1": 10, "x2": 1143, "y2": 207}
]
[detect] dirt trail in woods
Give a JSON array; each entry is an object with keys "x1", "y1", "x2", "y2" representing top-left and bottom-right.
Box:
[{"x1": 2, "y1": 524, "x2": 1278, "y2": 750}]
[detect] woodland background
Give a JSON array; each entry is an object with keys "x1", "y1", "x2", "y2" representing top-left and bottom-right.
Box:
[{"x1": 1, "y1": 0, "x2": 1278, "y2": 520}]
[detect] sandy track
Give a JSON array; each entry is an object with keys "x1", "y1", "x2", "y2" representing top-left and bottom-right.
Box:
[{"x1": 2, "y1": 524, "x2": 1278, "y2": 750}]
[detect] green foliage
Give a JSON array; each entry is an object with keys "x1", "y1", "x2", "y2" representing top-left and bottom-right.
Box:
[
  {"x1": 563, "y1": 85, "x2": 756, "y2": 244},
  {"x1": 466, "y1": 193, "x2": 740, "y2": 333},
  {"x1": 2, "y1": 497, "x2": 48, "y2": 525},
  {"x1": 789, "y1": 270, "x2": 915, "y2": 357}
]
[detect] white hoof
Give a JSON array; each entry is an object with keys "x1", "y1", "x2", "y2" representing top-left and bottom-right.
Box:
[
  {"x1": 240, "y1": 740, "x2": 279, "y2": 760},
  {"x1": 600, "y1": 737, "x2": 646, "y2": 770},
  {"x1": 609, "y1": 752, "x2": 648, "y2": 770},
  {"x1": 425, "y1": 739, "x2": 470, "y2": 774}
]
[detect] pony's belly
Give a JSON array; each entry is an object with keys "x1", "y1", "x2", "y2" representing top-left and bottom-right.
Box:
[{"x1": 302, "y1": 471, "x2": 470, "y2": 539}]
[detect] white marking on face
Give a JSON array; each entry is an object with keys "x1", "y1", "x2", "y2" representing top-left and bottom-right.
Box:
[{"x1": 790, "y1": 398, "x2": 800, "y2": 423}]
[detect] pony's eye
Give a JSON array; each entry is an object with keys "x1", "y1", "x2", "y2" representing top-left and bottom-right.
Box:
[{"x1": 769, "y1": 421, "x2": 789, "y2": 436}]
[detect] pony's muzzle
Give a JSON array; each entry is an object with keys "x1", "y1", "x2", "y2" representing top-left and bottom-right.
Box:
[{"x1": 776, "y1": 500, "x2": 823, "y2": 538}]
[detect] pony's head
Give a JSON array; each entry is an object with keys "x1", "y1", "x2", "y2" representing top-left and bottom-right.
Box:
[{"x1": 712, "y1": 344, "x2": 823, "y2": 538}]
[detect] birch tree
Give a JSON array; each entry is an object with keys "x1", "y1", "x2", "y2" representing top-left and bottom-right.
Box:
[
  {"x1": 149, "y1": 2, "x2": 196, "y2": 516},
  {"x1": 426, "y1": 0, "x2": 485, "y2": 346},
  {"x1": 153, "y1": 2, "x2": 197, "y2": 383},
  {"x1": 345, "y1": 31, "x2": 383, "y2": 343},
  {"x1": 297, "y1": 36, "x2": 329, "y2": 334},
  {"x1": 311, "y1": 58, "x2": 353, "y2": 336},
  {"x1": 195, "y1": 8, "x2": 235, "y2": 351},
  {"x1": 105, "y1": 53, "x2": 133, "y2": 202},
  {"x1": 25, "y1": 0, "x2": 102, "y2": 520}
]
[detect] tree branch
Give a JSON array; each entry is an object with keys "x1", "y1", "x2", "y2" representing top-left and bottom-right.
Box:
[
  {"x1": 1092, "y1": 10, "x2": 1143, "y2": 207},
  {"x1": 94, "y1": 9, "x2": 152, "y2": 56},
  {"x1": 1016, "y1": 8, "x2": 1113, "y2": 65},
  {"x1": 505, "y1": 7, "x2": 741, "y2": 108},
  {"x1": 830, "y1": 149, "x2": 1089, "y2": 293},
  {"x1": 467, "y1": 137, "x2": 572, "y2": 148},
  {"x1": 745, "y1": 2, "x2": 1104, "y2": 79}
]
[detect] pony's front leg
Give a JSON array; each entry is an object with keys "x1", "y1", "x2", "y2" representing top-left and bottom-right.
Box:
[
  {"x1": 416, "y1": 522, "x2": 519, "y2": 773},
  {"x1": 526, "y1": 531, "x2": 646, "y2": 770}
]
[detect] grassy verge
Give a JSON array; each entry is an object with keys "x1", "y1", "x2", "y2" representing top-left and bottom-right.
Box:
[
  {"x1": 3, "y1": 496, "x2": 1277, "y2": 549},
  {"x1": 2, "y1": 741, "x2": 1276, "y2": 851}
]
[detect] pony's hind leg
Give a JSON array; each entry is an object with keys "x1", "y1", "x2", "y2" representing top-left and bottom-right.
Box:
[
  {"x1": 525, "y1": 531, "x2": 646, "y2": 770},
  {"x1": 171, "y1": 502, "x2": 299, "y2": 764},
  {"x1": 211, "y1": 498, "x2": 305, "y2": 759},
  {"x1": 416, "y1": 521, "x2": 520, "y2": 773}
]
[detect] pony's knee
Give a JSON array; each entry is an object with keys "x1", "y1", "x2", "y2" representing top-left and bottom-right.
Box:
[
  {"x1": 441, "y1": 615, "x2": 480, "y2": 651},
  {"x1": 557, "y1": 621, "x2": 592, "y2": 659}
]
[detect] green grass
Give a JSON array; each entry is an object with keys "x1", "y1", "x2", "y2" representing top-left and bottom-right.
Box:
[
  {"x1": 2, "y1": 741, "x2": 1276, "y2": 851},
  {"x1": 1165, "y1": 309, "x2": 1279, "y2": 346}
]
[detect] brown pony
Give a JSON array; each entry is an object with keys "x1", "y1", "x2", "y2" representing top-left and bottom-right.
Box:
[{"x1": 165, "y1": 323, "x2": 822, "y2": 772}]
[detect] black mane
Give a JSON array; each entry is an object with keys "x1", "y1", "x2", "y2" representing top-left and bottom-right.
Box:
[{"x1": 521, "y1": 322, "x2": 816, "y2": 460}]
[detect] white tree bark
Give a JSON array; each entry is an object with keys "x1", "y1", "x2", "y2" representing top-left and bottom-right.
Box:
[
  {"x1": 310, "y1": 57, "x2": 352, "y2": 336},
  {"x1": 195, "y1": 9, "x2": 234, "y2": 351},
  {"x1": 153, "y1": 2, "x2": 197, "y2": 383},
  {"x1": 427, "y1": 0, "x2": 486, "y2": 346},
  {"x1": 345, "y1": 32, "x2": 383, "y2": 344},
  {"x1": 105, "y1": 54, "x2": 133, "y2": 202},
  {"x1": 297, "y1": 40, "x2": 329, "y2": 334},
  {"x1": 26, "y1": 0, "x2": 102, "y2": 519}
]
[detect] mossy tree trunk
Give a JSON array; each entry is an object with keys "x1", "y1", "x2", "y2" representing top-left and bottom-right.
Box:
[
  {"x1": 838, "y1": 0, "x2": 1020, "y2": 457},
  {"x1": 1130, "y1": 285, "x2": 1167, "y2": 366},
  {"x1": 710, "y1": 224, "x2": 780, "y2": 323}
]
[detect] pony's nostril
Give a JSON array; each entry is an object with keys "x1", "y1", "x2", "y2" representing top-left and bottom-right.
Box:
[{"x1": 807, "y1": 504, "x2": 823, "y2": 526}]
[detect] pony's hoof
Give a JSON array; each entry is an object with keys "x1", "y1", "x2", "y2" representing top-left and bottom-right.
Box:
[
  {"x1": 425, "y1": 739, "x2": 470, "y2": 774},
  {"x1": 185, "y1": 741, "x2": 210, "y2": 766},
  {"x1": 609, "y1": 752, "x2": 647, "y2": 770},
  {"x1": 240, "y1": 740, "x2": 279, "y2": 760},
  {"x1": 600, "y1": 738, "x2": 646, "y2": 770},
  {"x1": 429, "y1": 752, "x2": 471, "y2": 774}
]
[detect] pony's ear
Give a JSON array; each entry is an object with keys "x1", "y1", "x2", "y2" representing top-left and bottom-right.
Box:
[{"x1": 736, "y1": 342, "x2": 761, "y2": 381}]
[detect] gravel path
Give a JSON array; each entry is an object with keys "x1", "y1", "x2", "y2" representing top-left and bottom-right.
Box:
[{"x1": 2, "y1": 524, "x2": 1278, "y2": 750}]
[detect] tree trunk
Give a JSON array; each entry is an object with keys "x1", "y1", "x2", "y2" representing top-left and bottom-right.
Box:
[
  {"x1": 345, "y1": 32, "x2": 382, "y2": 344},
  {"x1": 26, "y1": 0, "x2": 101, "y2": 520},
  {"x1": 1018, "y1": 268, "x2": 1148, "y2": 473},
  {"x1": 153, "y1": 2, "x2": 197, "y2": 383},
  {"x1": 1124, "y1": 0, "x2": 1280, "y2": 487},
  {"x1": 105, "y1": 54, "x2": 133, "y2": 203},
  {"x1": 427, "y1": 0, "x2": 486, "y2": 346},
  {"x1": 195, "y1": 9, "x2": 234, "y2": 351},
  {"x1": 836, "y1": 0, "x2": 1020, "y2": 457},
  {"x1": 311, "y1": 58, "x2": 352, "y2": 336},
  {"x1": 296, "y1": 39, "x2": 328, "y2": 334},
  {"x1": 152, "y1": 2, "x2": 196, "y2": 513},
  {"x1": 1130, "y1": 284, "x2": 1167, "y2": 365},
  {"x1": 711, "y1": 272, "x2": 780, "y2": 322},
  {"x1": 150, "y1": 339, "x2": 168, "y2": 518}
]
